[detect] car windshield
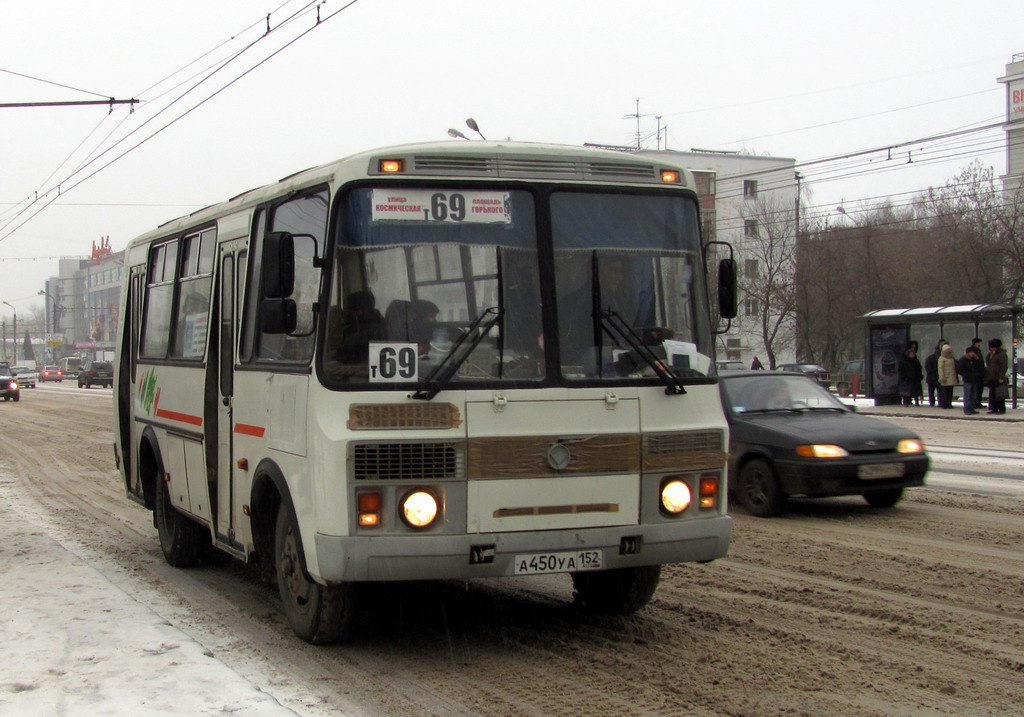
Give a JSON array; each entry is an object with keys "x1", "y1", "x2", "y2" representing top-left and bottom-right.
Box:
[{"x1": 721, "y1": 374, "x2": 847, "y2": 414}]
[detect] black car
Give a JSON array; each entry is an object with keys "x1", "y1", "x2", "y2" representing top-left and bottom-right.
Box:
[
  {"x1": 0, "y1": 362, "x2": 20, "y2": 402},
  {"x1": 775, "y1": 362, "x2": 832, "y2": 390},
  {"x1": 719, "y1": 371, "x2": 928, "y2": 517},
  {"x1": 78, "y1": 361, "x2": 114, "y2": 389}
]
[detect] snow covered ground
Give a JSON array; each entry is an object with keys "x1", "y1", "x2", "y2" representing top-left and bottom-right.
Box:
[{"x1": 0, "y1": 482, "x2": 300, "y2": 717}]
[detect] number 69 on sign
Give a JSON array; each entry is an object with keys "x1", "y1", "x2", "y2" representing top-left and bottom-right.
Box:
[{"x1": 368, "y1": 342, "x2": 419, "y2": 383}]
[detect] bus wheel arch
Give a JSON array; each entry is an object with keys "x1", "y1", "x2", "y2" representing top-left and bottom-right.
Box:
[
  {"x1": 250, "y1": 460, "x2": 354, "y2": 644},
  {"x1": 138, "y1": 429, "x2": 163, "y2": 512},
  {"x1": 140, "y1": 429, "x2": 207, "y2": 567}
]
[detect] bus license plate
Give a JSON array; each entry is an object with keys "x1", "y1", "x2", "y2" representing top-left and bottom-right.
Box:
[
  {"x1": 859, "y1": 463, "x2": 906, "y2": 479},
  {"x1": 514, "y1": 550, "x2": 603, "y2": 575}
]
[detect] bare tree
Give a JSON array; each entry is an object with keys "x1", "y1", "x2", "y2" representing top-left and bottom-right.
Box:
[{"x1": 737, "y1": 192, "x2": 798, "y2": 368}]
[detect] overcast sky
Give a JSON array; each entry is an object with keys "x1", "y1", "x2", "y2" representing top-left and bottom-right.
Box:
[{"x1": 2, "y1": 0, "x2": 1022, "y2": 327}]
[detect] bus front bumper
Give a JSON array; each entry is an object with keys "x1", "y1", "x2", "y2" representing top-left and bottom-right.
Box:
[{"x1": 313, "y1": 514, "x2": 732, "y2": 583}]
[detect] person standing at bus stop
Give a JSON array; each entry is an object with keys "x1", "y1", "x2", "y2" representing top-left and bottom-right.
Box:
[
  {"x1": 924, "y1": 340, "x2": 943, "y2": 407},
  {"x1": 957, "y1": 345, "x2": 984, "y2": 416},
  {"x1": 972, "y1": 337, "x2": 986, "y2": 409},
  {"x1": 937, "y1": 344, "x2": 957, "y2": 409},
  {"x1": 985, "y1": 338, "x2": 1009, "y2": 414}
]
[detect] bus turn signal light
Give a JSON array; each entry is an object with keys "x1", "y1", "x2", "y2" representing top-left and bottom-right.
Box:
[
  {"x1": 358, "y1": 491, "x2": 382, "y2": 527},
  {"x1": 699, "y1": 474, "x2": 719, "y2": 509}
]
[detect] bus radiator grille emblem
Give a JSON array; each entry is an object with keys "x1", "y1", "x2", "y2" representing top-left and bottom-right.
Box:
[{"x1": 547, "y1": 443, "x2": 572, "y2": 472}]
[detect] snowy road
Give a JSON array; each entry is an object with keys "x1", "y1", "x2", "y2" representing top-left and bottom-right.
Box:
[{"x1": 1, "y1": 389, "x2": 1022, "y2": 716}]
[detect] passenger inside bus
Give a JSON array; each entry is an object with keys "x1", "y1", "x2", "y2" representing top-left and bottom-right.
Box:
[
  {"x1": 335, "y1": 290, "x2": 385, "y2": 364},
  {"x1": 384, "y1": 299, "x2": 440, "y2": 356}
]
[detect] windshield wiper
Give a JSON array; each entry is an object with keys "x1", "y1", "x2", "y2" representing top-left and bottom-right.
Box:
[
  {"x1": 412, "y1": 307, "x2": 504, "y2": 400},
  {"x1": 599, "y1": 308, "x2": 686, "y2": 395}
]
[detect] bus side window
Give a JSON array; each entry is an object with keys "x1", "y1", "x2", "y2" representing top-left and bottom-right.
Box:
[{"x1": 255, "y1": 190, "x2": 327, "y2": 363}]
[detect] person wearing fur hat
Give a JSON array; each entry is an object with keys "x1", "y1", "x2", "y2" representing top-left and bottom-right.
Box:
[
  {"x1": 957, "y1": 346, "x2": 985, "y2": 416},
  {"x1": 985, "y1": 338, "x2": 1009, "y2": 414},
  {"x1": 937, "y1": 344, "x2": 957, "y2": 409}
]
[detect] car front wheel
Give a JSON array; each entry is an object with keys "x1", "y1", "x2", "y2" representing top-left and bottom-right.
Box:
[
  {"x1": 736, "y1": 458, "x2": 786, "y2": 517},
  {"x1": 864, "y1": 488, "x2": 904, "y2": 508}
]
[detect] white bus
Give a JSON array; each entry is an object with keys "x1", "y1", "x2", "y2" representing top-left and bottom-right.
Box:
[{"x1": 113, "y1": 141, "x2": 738, "y2": 643}]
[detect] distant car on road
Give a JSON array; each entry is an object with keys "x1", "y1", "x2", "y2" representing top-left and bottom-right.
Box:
[
  {"x1": 833, "y1": 359, "x2": 865, "y2": 397},
  {"x1": 39, "y1": 365, "x2": 63, "y2": 383},
  {"x1": 78, "y1": 361, "x2": 114, "y2": 389},
  {"x1": 10, "y1": 366, "x2": 37, "y2": 388},
  {"x1": 716, "y1": 360, "x2": 747, "y2": 372},
  {"x1": 0, "y1": 362, "x2": 21, "y2": 402},
  {"x1": 719, "y1": 371, "x2": 929, "y2": 517},
  {"x1": 775, "y1": 362, "x2": 832, "y2": 390}
]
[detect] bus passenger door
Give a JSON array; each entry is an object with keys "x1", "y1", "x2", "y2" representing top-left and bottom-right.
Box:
[{"x1": 215, "y1": 248, "x2": 242, "y2": 552}]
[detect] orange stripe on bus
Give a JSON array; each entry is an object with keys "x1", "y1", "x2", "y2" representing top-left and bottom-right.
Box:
[
  {"x1": 234, "y1": 423, "x2": 266, "y2": 437},
  {"x1": 155, "y1": 407, "x2": 204, "y2": 426}
]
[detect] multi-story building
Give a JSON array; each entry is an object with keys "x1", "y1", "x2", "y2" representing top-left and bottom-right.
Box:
[
  {"x1": 999, "y1": 52, "x2": 1024, "y2": 195},
  {"x1": 40, "y1": 241, "x2": 123, "y2": 365},
  {"x1": 638, "y1": 149, "x2": 799, "y2": 368}
]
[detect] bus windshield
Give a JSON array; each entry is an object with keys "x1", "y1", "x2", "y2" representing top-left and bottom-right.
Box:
[
  {"x1": 321, "y1": 186, "x2": 711, "y2": 389},
  {"x1": 552, "y1": 191, "x2": 710, "y2": 380}
]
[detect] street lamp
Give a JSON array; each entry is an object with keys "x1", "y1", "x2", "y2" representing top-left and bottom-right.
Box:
[
  {"x1": 2, "y1": 301, "x2": 16, "y2": 364},
  {"x1": 37, "y1": 290, "x2": 59, "y2": 334}
]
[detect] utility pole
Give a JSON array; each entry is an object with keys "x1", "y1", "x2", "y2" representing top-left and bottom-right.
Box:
[{"x1": 2, "y1": 302, "x2": 16, "y2": 364}]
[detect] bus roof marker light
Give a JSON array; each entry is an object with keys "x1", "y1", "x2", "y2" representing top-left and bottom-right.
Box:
[
  {"x1": 379, "y1": 159, "x2": 404, "y2": 173},
  {"x1": 660, "y1": 169, "x2": 681, "y2": 183}
]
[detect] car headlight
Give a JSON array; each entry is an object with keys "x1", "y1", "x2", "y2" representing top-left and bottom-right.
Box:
[
  {"x1": 897, "y1": 438, "x2": 925, "y2": 454},
  {"x1": 660, "y1": 478, "x2": 692, "y2": 514},
  {"x1": 796, "y1": 444, "x2": 849, "y2": 458},
  {"x1": 399, "y1": 489, "x2": 440, "y2": 529}
]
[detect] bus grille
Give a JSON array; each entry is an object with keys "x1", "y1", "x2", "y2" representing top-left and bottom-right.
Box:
[
  {"x1": 642, "y1": 430, "x2": 727, "y2": 472},
  {"x1": 352, "y1": 442, "x2": 464, "y2": 481},
  {"x1": 408, "y1": 154, "x2": 662, "y2": 183}
]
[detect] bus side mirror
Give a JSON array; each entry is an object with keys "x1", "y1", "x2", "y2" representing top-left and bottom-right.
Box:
[
  {"x1": 718, "y1": 258, "x2": 738, "y2": 320},
  {"x1": 262, "y1": 232, "x2": 295, "y2": 299},
  {"x1": 260, "y1": 298, "x2": 297, "y2": 334}
]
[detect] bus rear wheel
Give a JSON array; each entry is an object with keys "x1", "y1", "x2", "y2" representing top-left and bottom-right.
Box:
[
  {"x1": 571, "y1": 565, "x2": 661, "y2": 615},
  {"x1": 155, "y1": 476, "x2": 206, "y2": 567},
  {"x1": 274, "y1": 506, "x2": 354, "y2": 644}
]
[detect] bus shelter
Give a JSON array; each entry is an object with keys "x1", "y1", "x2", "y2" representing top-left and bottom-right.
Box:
[{"x1": 860, "y1": 304, "x2": 1020, "y2": 407}]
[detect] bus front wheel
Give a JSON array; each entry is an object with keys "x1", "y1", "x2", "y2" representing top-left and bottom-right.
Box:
[
  {"x1": 155, "y1": 476, "x2": 206, "y2": 567},
  {"x1": 274, "y1": 507, "x2": 354, "y2": 644},
  {"x1": 571, "y1": 565, "x2": 661, "y2": 615}
]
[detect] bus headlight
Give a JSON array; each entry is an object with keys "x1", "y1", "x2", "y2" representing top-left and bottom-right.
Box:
[
  {"x1": 660, "y1": 479, "x2": 692, "y2": 514},
  {"x1": 400, "y1": 489, "x2": 440, "y2": 529}
]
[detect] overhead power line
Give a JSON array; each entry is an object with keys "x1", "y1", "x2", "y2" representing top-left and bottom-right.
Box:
[{"x1": 0, "y1": 98, "x2": 138, "y2": 109}]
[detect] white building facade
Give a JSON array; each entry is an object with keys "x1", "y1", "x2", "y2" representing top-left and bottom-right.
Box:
[{"x1": 638, "y1": 149, "x2": 799, "y2": 368}]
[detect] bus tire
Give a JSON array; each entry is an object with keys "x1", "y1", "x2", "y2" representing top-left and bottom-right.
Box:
[
  {"x1": 155, "y1": 475, "x2": 206, "y2": 568},
  {"x1": 571, "y1": 564, "x2": 661, "y2": 615},
  {"x1": 274, "y1": 506, "x2": 354, "y2": 644}
]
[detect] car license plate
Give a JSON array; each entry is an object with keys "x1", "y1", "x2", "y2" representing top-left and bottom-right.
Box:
[
  {"x1": 859, "y1": 463, "x2": 906, "y2": 480},
  {"x1": 514, "y1": 550, "x2": 603, "y2": 575}
]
